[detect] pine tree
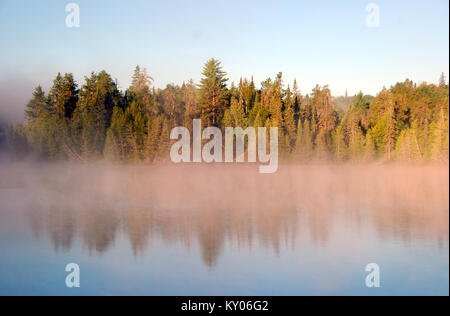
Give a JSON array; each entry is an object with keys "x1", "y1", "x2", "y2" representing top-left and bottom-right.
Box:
[
  {"x1": 157, "y1": 118, "x2": 171, "y2": 161},
  {"x1": 241, "y1": 77, "x2": 256, "y2": 113},
  {"x1": 348, "y1": 125, "x2": 364, "y2": 161},
  {"x1": 283, "y1": 106, "x2": 296, "y2": 151},
  {"x1": 25, "y1": 75, "x2": 77, "y2": 158},
  {"x1": 104, "y1": 107, "x2": 126, "y2": 161},
  {"x1": 333, "y1": 125, "x2": 347, "y2": 162},
  {"x1": 182, "y1": 79, "x2": 197, "y2": 130},
  {"x1": 73, "y1": 71, "x2": 121, "y2": 158},
  {"x1": 198, "y1": 58, "x2": 228, "y2": 126},
  {"x1": 429, "y1": 108, "x2": 449, "y2": 161},
  {"x1": 47, "y1": 73, "x2": 79, "y2": 120},
  {"x1": 395, "y1": 130, "x2": 411, "y2": 161},
  {"x1": 315, "y1": 130, "x2": 329, "y2": 160},
  {"x1": 238, "y1": 77, "x2": 244, "y2": 110},
  {"x1": 104, "y1": 129, "x2": 121, "y2": 161},
  {"x1": 385, "y1": 99, "x2": 396, "y2": 161},
  {"x1": 292, "y1": 79, "x2": 302, "y2": 121},
  {"x1": 25, "y1": 86, "x2": 47, "y2": 123},
  {"x1": 133, "y1": 111, "x2": 146, "y2": 160},
  {"x1": 293, "y1": 119, "x2": 304, "y2": 160},
  {"x1": 268, "y1": 73, "x2": 284, "y2": 128},
  {"x1": 439, "y1": 72, "x2": 447, "y2": 88},
  {"x1": 364, "y1": 131, "x2": 377, "y2": 161},
  {"x1": 131, "y1": 65, "x2": 154, "y2": 92},
  {"x1": 283, "y1": 84, "x2": 296, "y2": 151},
  {"x1": 145, "y1": 115, "x2": 163, "y2": 161},
  {"x1": 302, "y1": 119, "x2": 313, "y2": 160},
  {"x1": 251, "y1": 103, "x2": 268, "y2": 128}
]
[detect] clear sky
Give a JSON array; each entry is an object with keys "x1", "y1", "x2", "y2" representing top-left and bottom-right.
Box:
[{"x1": 0, "y1": 0, "x2": 448, "y2": 122}]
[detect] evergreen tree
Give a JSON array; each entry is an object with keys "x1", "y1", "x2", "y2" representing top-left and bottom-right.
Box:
[
  {"x1": 182, "y1": 79, "x2": 197, "y2": 130},
  {"x1": 73, "y1": 71, "x2": 121, "y2": 158},
  {"x1": 25, "y1": 86, "x2": 47, "y2": 123},
  {"x1": 131, "y1": 65, "x2": 154, "y2": 92},
  {"x1": 145, "y1": 115, "x2": 164, "y2": 161},
  {"x1": 439, "y1": 72, "x2": 447, "y2": 88},
  {"x1": 48, "y1": 73, "x2": 79, "y2": 120},
  {"x1": 429, "y1": 108, "x2": 449, "y2": 161},
  {"x1": 364, "y1": 131, "x2": 377, "y2": 161},
  {"x1": 104, "y1": 129, "x2": 121, "y2": 161},
  {"x1": 198, "y1": 58, "x2": 228, "y2": 126},
  {"x1": 17, "y1": 62, "x2": 450, "y2": 164},
  {"x1": 301, "y1": 119, "x2": 313, "y2": 160},
  {"x1": 282, "y1": 84, "x2": 296, "y2": 152},
  {"x1": 333, "y1": 125, "x2": 347, "y2": 162},
  {"x1": 223, "y1": 98, "x2": 248, "y2": 128},
  {"x1": 385, "y1": 100, "x2": 396, "y2": 161}
]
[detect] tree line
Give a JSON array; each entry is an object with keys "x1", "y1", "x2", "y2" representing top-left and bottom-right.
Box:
[{"x1": 2, "y1": 58, "x2": 449, "y2": 163}]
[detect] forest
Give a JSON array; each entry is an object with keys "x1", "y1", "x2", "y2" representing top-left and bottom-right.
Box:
[{"x1": 0, "y1": 58, "x2": 448, "y2": 163}]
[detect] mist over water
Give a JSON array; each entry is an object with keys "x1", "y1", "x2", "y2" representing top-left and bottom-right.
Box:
[
  {"x1": 0, "y1": 162, "x2": 448, "y2": 295},
  {"x1": 0, "y1": 76, "x2": 34, "y2": 124}
]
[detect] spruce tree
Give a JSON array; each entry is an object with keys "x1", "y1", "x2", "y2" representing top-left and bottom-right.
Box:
[
  {"x1": 198, "y1": 58, "x2": 228, "y2": 126},
  {"x1": 25, "y1": 86, "x2": 47, "y2": 123}
]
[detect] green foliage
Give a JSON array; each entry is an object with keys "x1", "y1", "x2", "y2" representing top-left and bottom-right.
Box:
[
  {"x1": 17, "y1": 60, "x2": 449, "y2": 164},
  {"x1": 73, "y1": 71, "x2": 122, "y2": 158},
  {"x1": 333, "y1": 125, "x2": 347, "y2": 162},
  {"x1": 364, "y1": 131, "x2": 377, "y2": 161},
  {"x1": 198, "y1": 58, "x2": 228, "y2": 126},
  {"x1": 47, "y1": 73, "x2": 79, "y2": 120},
  {"x1": 283, "y1": 106, "x2": 296, "y2": 152},
  {"x1": 223, "y1": 98, "x2": 248, "y2": 128},
  {"x1": 25, "y1": 86, "x2": 47, "y2": 122}
]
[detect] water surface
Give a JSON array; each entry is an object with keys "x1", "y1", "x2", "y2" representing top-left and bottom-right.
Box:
[{"x1": 0, "y1": 163, "x2": 448, "y2": 295}]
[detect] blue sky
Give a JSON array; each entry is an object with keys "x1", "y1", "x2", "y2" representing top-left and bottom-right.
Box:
[{"x1": 0, "y1": 0, "x2": 448, "y2": 121}]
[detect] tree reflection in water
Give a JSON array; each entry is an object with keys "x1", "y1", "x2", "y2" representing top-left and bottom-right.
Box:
[{"x1": 19, "y1": 164, "x2": 449, "y2": 267}]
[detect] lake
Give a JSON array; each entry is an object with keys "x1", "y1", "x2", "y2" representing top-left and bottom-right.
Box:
[{"x1": 0, "y1": 163, "x2": 448, "y2": 295}]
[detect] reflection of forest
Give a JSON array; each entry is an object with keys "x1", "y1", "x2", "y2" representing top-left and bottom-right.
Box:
[{"x1": 23, "y1": 164, "x2": 449, "y2": 267}]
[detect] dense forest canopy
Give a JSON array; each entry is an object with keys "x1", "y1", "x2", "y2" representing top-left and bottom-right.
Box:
[{"x1": 1, "y1": 58, "x2": 449, "y2": 163}]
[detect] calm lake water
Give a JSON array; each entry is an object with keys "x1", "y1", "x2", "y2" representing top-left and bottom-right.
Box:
[{"x1": 0, "y1": 163, "x2": 448, "y2": 296}]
